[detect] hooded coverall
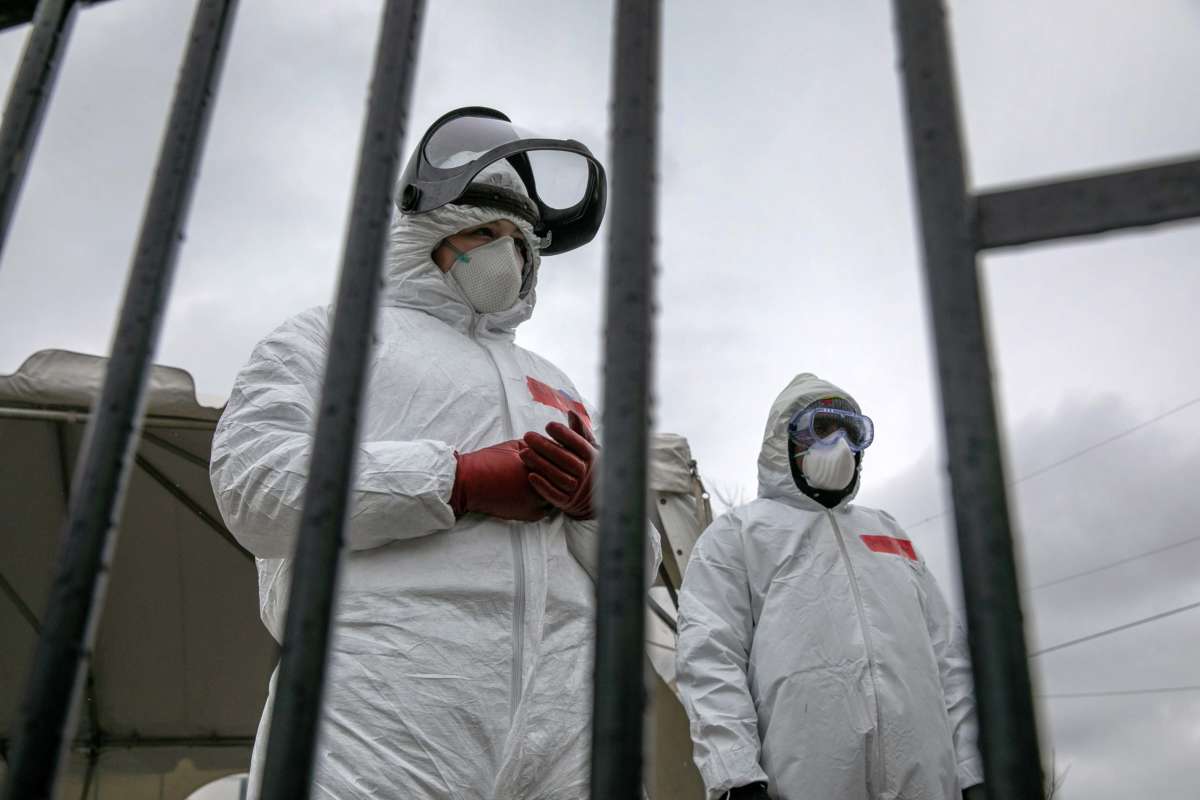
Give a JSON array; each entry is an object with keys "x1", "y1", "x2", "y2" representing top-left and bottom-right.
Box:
[
  {"x1": 675, "y1": 374, "x2": 983, "y2": 800},
  {"x1": 210, "y1": 169, "x2": 656, "y2": 799}
]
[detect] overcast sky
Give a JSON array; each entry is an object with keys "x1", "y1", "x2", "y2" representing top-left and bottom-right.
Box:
[{"x1": 1, "y1": 1, "x2": 1198, "y2": 797}]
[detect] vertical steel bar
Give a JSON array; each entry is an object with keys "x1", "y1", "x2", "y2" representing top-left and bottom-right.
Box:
[
  {"x1": 590, "y1": 1, "x2": 661, "y2": 797},
  {"x1": 0, "y1": 0, "x2": 79, "y2": 262},
  {"x1": 0, "y1": 2, "x2": 239, "y2": 797},
  {"x1": 256, "y1": 2, "x2": 424, "y2": 798},
  {"x1": 890, "y1": 2, "x2": 1044, "y2": 798}
]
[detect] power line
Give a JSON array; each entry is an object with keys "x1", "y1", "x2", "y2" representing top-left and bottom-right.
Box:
[
  {"x1": 1039, "y1": 685, "x2": 1200, "y2": 699},
  {"x1": 1012, "y1": 395, "x2": 1200, "y2": 488},
  {"x1": 1027, "y1": 533, "x2": 1200, "y2": 592},
  {"x1": 1030, "y1": 600, "x2": 1200, "y2": 657},
  {"x1": 904, "y1": 394, "x2": 1200, "y2": 532}
]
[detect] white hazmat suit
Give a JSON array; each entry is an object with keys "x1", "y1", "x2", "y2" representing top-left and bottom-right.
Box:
[
  {"x1": 675, "y1": 374, "x2": 982, "y2": 800},
  {"x1": 211, "y1": 166, "x2": 656, "y2": 799}
]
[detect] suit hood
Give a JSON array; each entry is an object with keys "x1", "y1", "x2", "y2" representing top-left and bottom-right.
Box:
[
  {"x1": 757, "y1": 373, "x2": 864, "y2": 510},
  {"x1": 382, "y1": 160, "x2": 546, "y2": 338}
]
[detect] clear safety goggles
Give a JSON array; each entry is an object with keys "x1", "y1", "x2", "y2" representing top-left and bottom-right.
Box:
[
  {"x1": 397, "y1": 107, "x2": 606, "y2": 256},
  {"x1": 788, "y1": 406, "x2": 875, "y2": 452}
]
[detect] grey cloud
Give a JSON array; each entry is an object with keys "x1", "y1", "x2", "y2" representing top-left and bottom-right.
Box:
[
  {"x1": 864, "y1": 394, "x2": 1200, "y2": 800},
  {"x1": 0, "y1": 1, "x2": 1197, "y2": 796}
]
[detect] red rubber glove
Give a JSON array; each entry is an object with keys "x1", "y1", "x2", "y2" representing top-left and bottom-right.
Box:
[
  {"x1": 520, "y1": 410, "x2": 597, "y2": 520},
  {"x1": 449, "y1": 440, "x2": 549, "y2": 521}
]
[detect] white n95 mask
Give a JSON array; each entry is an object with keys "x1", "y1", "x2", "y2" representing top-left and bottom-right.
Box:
[
  {"x1": 802, "y1": 435, "x2": 857, "y2": 490},
  {"x1": 446, "y1": 236, "x2": 526, "y2": 314}
]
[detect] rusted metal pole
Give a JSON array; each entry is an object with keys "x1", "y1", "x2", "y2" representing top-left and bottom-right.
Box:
[
  {"x1": 590, "y1": 0, "x2": 661, "y2": 797},
  {"x1": 891, "y1": 2, "x2": 1044, "y2": 798},
  {"x1": 255, "y1": 2, "x2": 425, "y2": 798},
  {"x1": 977, "y1": 156, "x2": 1200, "y2": 250},
  {"x1": 0, "y1": 0, "x2": 79, "y2": 262}
]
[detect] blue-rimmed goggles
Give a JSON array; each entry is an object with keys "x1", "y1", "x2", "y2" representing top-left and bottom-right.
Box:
[{"x1": 788, "y1": 406, "x2": 875, "y2": 452}]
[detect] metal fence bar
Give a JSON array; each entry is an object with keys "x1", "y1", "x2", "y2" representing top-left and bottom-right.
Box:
[
  {"x1": 0, "y1": 2, "x2": 239, "y2": 797},
  {"x1": 0, "y1": 0, "x2": 79, "y2": 262},
  {"x1": 590, "y1": 1, "x2": 661, "y2": 797},
  {"x1": 255, "y1": 2, "x2": 424, "y2": 798},
  {"x1": 977, "y1": 156, "x2": 1200, "y2": 250},
  {"x1": 891, "y1": 2, "x2": 1044, "y2": 798}
]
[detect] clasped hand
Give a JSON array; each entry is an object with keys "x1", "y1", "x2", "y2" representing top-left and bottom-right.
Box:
[
  {"x1": 521, "y1": 410, "x2": 597, "y2": 520},
  {"x1": 450, "y1": 410, "x2": 597, "y2": 522}
]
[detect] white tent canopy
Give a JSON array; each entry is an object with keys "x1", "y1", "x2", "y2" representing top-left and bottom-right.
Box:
[
  {"x1": 0, "y1": 351, "x2": 273, "y2": 798},
  {"x1": 0, "y1": 350, "x2": 709, "y2": 799}
]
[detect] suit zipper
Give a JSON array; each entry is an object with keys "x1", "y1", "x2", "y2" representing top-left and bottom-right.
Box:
[
  {"x1": 470, "y1": 316, "x2": 527, "y2": 721},
  {"x1": 828, "y1": 511, "x2": 887, "y2": 795}
]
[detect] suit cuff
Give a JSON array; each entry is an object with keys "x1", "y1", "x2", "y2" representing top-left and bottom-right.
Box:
[{"x1": 957, "y1": 754, "x2": 984, "y2": 789}]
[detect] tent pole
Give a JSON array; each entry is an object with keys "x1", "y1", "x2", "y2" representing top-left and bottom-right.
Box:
[
  {"x1": 76, "y1": 748, "x2": 97, "y2": 800},
  {"x1": 0, "y1": 569, "x2": 41, "y2": 633},
  {"x1": 134, "y1": 453, "x2": 250, "y2": 559},
  {"x1": 0, "y1": 407, "x2": 216, "y2": 430},
  {"x1": 141, "y1": 429, "x2": 211, "y2": 469}
]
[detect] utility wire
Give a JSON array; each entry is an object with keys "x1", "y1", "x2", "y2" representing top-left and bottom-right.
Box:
[
  {"x1": 904, "y1": 394, "x2": 1200, "y2": 532},
  {"x1": 1027, "y1": 533, "x2": 1200, "y2": 592},
  {"x1": 1011, "y1": 395, "x2": 1200, "y2": 488},
  {"x1": 1039, "y1": 685, "x2": 1200, "y2": 699},
  {"x1": 1030, "y1": 600, "x2": 1200, "y2": 657}
]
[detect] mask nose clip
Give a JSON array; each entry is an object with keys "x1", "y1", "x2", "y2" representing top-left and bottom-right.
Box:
[{"x1": 443, "y1": 240, "x2": 471, "y2": 264}]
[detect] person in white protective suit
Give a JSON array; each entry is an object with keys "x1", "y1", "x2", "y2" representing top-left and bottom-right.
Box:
[
  {"x1": 675, "y1": 374, "x2": 985, "y2": 800},
  {"x1": 210, "y1": 133, "x2": 658, "y2": 798}
]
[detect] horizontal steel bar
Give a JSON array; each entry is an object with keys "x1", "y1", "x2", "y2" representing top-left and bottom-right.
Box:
[
  {"x1": 0, "y1": 1, "x2": 116, "y2": 31},
  {"x1": 0, "y1": 2, "x2": 40, "y2": 30},
  {"x1": 0, "y1": 0, "x2": 79, "y2": 261},
  {"x1": 0, "y1": 406, "x2": 217, "y2": 430},
  {"x1": 977, "y1": 156, "x2": 1200, "y2": 250},
  {"x1": 891, "y1": 2, "x2": 1044, "y2": 798},
  {"x1": 1, "y1": 2, "x2": 239, "y2": 797}
]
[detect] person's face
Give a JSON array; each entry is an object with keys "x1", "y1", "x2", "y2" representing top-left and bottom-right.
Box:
[
  {"x1": 789, "y1": 397, "x2": 863, "y2": 460},
  {"x1": 432, "y1": 219, "x2": 527, "y2": 273}
]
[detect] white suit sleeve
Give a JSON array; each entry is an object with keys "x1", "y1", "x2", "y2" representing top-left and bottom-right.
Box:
[
  {"x1": 210, "y1": 309, "x2": 458, "y2": 558},
  {"x1": 675, "y1": 513, "x2": 769, "y2": 799},
  {"x1": 916, "y1": 560, "x2": 984, "y2": 789}
]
